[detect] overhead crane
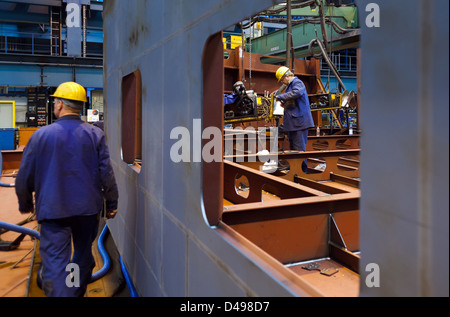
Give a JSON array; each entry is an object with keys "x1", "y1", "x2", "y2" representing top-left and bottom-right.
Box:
[{"x1": 249, "y1": 0, "x2": 360, "y2": 58}]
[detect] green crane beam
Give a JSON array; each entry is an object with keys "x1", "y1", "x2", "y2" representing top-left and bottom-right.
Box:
[
  {"x1": 248, "y1": 3, "x2": 360, "y2": 60},
  {"x1": 267, "y1": 3, "x2": 359, "y2": 28}
]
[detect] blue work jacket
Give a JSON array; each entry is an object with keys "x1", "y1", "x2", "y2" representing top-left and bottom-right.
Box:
[
  {"x1": 277, "y1": 77, "x2": 315, "y2": 132},
  {"x1": 15, "y1": 115, "x2": 118, "y2": 221}
]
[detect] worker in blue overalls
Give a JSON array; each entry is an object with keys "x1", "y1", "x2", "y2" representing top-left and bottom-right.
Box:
[
  {"x1": 15, "y1": 82, "x2": 119, "y2": 297},
  {"x1": 275, "y1": 67, "x2": 315, "y2": 173}
]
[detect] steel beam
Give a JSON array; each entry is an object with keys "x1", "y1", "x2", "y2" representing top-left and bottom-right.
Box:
[
  {"x1": 227, "y1": 149, "x2": 360, "y2": 181},
  {"x1": 222, "y1": 159, "x2": 360, "y2": 265},
  {"x1": 222, "y1": 193, "x2": 359, "y2": 264},
  {"x1": 223, "y1": 192, "x2": 359, "y2": 224},
  {"x1": 307, "y1": 135, "x2": 360, "y2": 151},
  {"x1": 224, "y1": 160, "x2": 329, "y2": 204},
  {"x1": 224, "y1": 47, "x2": 321, "y2": 95},
  {"x1": 250, "y1": 20, "x2": 360, "y2": 58},
  {"x1": 250, "y1": 2, "x2": 360, "y2": 57}
]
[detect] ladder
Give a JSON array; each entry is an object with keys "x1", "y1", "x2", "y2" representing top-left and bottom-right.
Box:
[{"x1": 50, "y1": 6, "x2": 62, "y2": 56}]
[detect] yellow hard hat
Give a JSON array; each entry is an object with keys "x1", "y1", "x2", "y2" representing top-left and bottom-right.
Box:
[
  {"x1": 275, "y1": 66, "x2": 290, "y2": 82},
  {"x1": 50, "y1": 82, "x2": 87, "y2": 102}
]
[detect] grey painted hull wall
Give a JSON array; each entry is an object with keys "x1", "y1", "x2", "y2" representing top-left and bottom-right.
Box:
[
  {"x1": 103, "y1": 0, "x2": 449, "y2": 297},
  {"x1": 103, "y1": 0, "x2": 294, "y2": 297}
]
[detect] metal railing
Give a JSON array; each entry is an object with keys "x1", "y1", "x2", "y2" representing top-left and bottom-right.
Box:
[
  {"x1": 0, "y1": 31, "x2": 53, "y2": 55},
  {"x1": 320, "y1": 52, "x2": 357, "y2": 74},
  {"x1": 0, "y1": 31, "x2": 103, "y2": 57}
]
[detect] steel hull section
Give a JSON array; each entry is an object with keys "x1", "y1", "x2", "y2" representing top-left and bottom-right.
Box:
[{"x1": 103, "y1": 0, "x2": 320, "y2": 297}]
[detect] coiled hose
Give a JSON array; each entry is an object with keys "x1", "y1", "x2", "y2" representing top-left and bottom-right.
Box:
[
  {"x1": 0, "y1": 221, "x2": 109, "y2": 283},
  {"x1": 0, "y1": 220, "x2": 137, "y2": 296}
]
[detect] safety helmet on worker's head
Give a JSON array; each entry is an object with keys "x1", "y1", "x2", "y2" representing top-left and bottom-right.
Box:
[
  {"x1": 50, "y1": 82, "x2": 87, "y2": 103},
  {"x1": 276, "y1": 66, "x2": 290, "y2": 82}
]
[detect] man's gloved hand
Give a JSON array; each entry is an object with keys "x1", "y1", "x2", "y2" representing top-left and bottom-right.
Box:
[
  {"x1": 105, "y1": 209, "x2": 118, "y2": 219},
  {"x1": 19, "y1": 206, "x2": 34, "y2": 215}
]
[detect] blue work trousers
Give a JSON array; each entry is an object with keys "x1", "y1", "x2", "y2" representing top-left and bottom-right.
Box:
[
  {"x1": 39, "y1": 214, "x2": 99, "y2": 297},
  {"x1": 288, "y1": 129, "x2": 309, "y2": 173}
]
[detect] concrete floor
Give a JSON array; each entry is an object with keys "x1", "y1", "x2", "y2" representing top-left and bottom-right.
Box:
[{"x1": 0, "y1": 173, "x2": 36, "y2": 297}]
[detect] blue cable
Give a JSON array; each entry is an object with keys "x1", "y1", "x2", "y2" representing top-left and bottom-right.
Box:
[
  {"x1": 90, "y1": 224, "x2": 111, "y2": 283},
  {"x1": 0, "y1": 221, "x2": 40, "y2": 239},
  {"x1": 120, "y1": 256, "x2": 138, "y2": 297},
  {"x1": 1, "y1": 220, "x2": 135, "y2": 296}
]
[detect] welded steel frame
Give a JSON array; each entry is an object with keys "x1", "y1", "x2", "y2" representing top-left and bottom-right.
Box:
[
  {"x1": 224, "y1": 46, "x2": 322, "y2": 96},
  {"x1": 226, "y1": 149, "x2": 360, "y2": 182},
  {"x1": 306, "y1": 135, "x2": 360, "y2": 151},
  {"x1": 222, "y1": 160, "x2": 360, "y2": 271},
  {"x1": 203, "y1": 32, "x2": 361, "y2": 291}
]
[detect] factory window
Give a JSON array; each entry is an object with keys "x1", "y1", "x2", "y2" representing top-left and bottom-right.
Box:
[{"x1": 121, "y1": 70, "x2": 142, "y2": 173}]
